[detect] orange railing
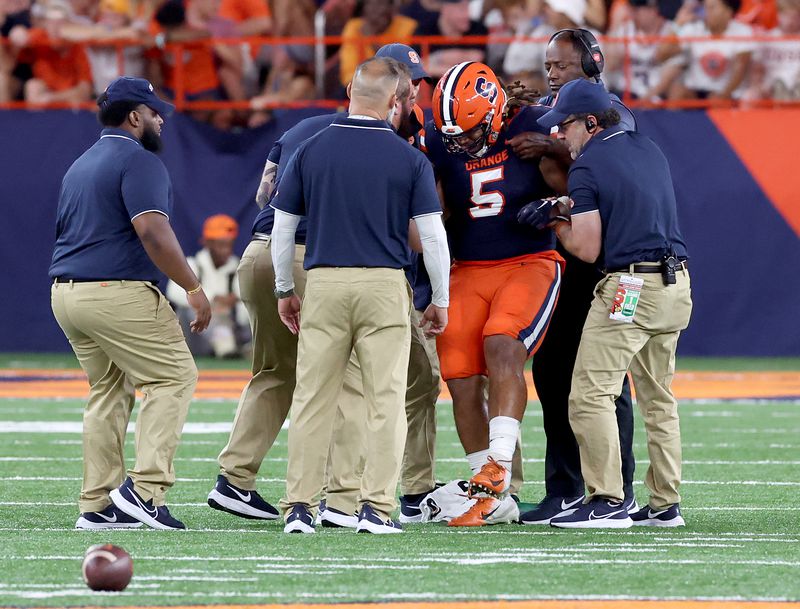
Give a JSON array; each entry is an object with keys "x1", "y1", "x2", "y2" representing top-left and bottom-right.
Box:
[{"x1": 2, "y1": 32, "x2": 800, "y2": 111}]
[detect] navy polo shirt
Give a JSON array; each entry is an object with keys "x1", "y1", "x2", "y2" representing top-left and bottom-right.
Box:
[
  {"x1": 252, "y1": 112, "x2": 342, "y2": 243},
  {"x1": 568, "y1": 126, "x2": 688, "y2": 270},
  {"x1": 49, "y1": 128, "x2": 173, "y2": 281},
  {"x1": 271, "y1": 116, "x2": 442, "y2": 270}
]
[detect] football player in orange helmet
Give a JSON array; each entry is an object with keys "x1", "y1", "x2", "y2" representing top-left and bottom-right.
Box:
[
  {"x1": 425, "y1": 62, "x2": 564, "y2": 526},
  {"x1": 432, "y1": 61, "x2": 508, "y2": 158}
]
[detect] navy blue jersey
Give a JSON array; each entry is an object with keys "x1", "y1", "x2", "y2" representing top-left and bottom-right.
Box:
[
  {"x1": 423, "y1": 105, "x2": 556, "y2": 262},
  {"x1": 50, "y1": 129, "x2": 172, "y2": 281},
  {"x1": 251, "y1": 111, "x2": 342, "y2": 242}
]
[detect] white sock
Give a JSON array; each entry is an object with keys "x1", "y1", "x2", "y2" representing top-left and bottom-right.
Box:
[
  {"x1": 466, "y1": 448, "x2": 491, "y2": 475},
  {"x1": 488, "y1": 416, "x2": 519, "y2": 464}
]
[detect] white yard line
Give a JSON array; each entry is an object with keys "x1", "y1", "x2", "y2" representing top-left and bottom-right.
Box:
[
  {"x1": 2, "y1": 589, "x2": 798, "y2": 601},
  {"x1": 2, "y1": 455, "x2": 800, "y2": 466},
  {"x1": 3, "y1": 501, "x2": 800, "y2": 513},
  {"x1": 3, "y1": 476, "x2": 798, "y2": 486}
]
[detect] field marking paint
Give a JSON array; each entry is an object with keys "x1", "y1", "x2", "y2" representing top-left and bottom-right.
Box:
[
  {"x1": 3, "y1": 476, "x2": 798, "y2": 487},
  {"x1": 0, "y1": 421, "x2": 242, "y2": 434},
  {"x1": 5, "y1": 455, "x2": 800, "y2": 466},
  {"x1": 4, "y1": 501, "x2": 800, "y2": 512},
  {"x1": 6, "y1": 593, "x2": 800, "y2": 605}
]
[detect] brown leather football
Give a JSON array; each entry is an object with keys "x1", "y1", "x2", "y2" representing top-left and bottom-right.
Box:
[{"x1": 81, "y1": 544, "x2": 133, "y2": 592}]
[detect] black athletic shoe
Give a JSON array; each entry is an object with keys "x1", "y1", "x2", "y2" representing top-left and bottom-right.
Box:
[
  {"x1": 519, "y1": 494, "x2": 584, "y2": 525},
  {"x1": 75, "y1": 504, "x2": 143, "y2": 530},
  {"x1": 207, "y1": 475, "x2": 280, "y2": 520},
  {"x1": 110, "y1": 477, "x2": 186, "y2": 530},
  {"x1": 284, "y1": 504, "x2": 315, "y2": 534}
]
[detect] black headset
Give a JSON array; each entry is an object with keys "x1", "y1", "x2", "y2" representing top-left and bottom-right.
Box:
[
  {"x1": 548, "y1": 28, "x2": 605, "y2": 79},
  {"x1": 585, "y1": 118, "x2": 597, "y2": 133}
]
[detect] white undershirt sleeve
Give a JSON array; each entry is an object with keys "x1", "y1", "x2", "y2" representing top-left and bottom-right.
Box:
[
  {"x1": 414, "y1": 213, "x2": 450, "y2": 308},
  {"x1": 271, "y1": 208, "x2": 301, "y2": 293}
]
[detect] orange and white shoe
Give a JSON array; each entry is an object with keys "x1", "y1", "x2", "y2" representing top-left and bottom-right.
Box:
[
  {"x1": 447, "y1": 495, "x2": 519, "y2": 527},
  {"x1": 468, "y1": 457, "x2": 511, "y2": 498}
]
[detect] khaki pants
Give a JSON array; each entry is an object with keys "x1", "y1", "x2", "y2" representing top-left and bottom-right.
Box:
[
  {"x1": 50, "y1": 280, "x2": 197, "y2": 512},
  {"x1": 569, "y1": 269, "x2": 692, "y2": 507},
  {"x1": 282, "y1": 267, "x2": 411, "y2": 520},
  {"x1": 400, "y1": 308, "x2": 441, "y2": 496},
  {"x1": 218, "y1": 239, "x2": 364, "y2": 492}
]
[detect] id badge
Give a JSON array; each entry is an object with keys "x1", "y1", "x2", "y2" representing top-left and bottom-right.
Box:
[{"x1": 609, "y1": 275, "x2": 644, "y2": 323}]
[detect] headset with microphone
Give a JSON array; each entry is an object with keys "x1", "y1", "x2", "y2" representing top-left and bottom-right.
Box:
[{"x1": 548, "y1": 28, "x2": 605, "y2": 79}]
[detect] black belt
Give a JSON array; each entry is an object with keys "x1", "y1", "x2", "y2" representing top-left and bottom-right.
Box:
[{"x1": 607, "y1": 260, "x2": 688, "y2": 274}]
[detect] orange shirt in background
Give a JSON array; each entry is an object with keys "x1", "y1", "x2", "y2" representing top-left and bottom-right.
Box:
[
  {"x1": 338, "y1": 15, "x2": 417, "y2": 86},
  {"x1": 147, "y1": 22, "x2": 220, "y2": 95},
  {"x1": 219, "y1": 0, "x2": 271, "y2": 22},
  {"x1": 737, "y1": 0, "x2": 778, "y2": 30},
  {"x1": 22, "y1": 29, "x2": 92, "y2": 91}
]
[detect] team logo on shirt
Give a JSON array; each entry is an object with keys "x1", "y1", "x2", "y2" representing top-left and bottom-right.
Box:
[
  {"x1": 475, "y1": 77, "x2": 498, "y2": 103},
  {"x1": 699, "y1": 52, "x2": 729, "y2": 78}
]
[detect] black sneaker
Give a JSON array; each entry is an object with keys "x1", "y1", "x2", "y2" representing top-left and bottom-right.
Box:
[
  {"x1": 319, "y1": 503, "x2": 358, "y2": 528},
  {"x1": 550, "y1": 496, "x2": 632, "y2": 529},
  {"x1": 284, "y1": 504, "x2": 315, "y2": 534},
  {"x1": 399, "y1": 491, "x2": 428, "y2": 524},
  {"x1": 399, "y1": 483, "x2": 444, "y2": 523},
  {"x1": 630, "y1": 503, "x2": 685, "y2": 527},
  {"x1": 207, "y1": 475, "x2": 279, "y2": 520},
  {"x1": 356, "y1": 503, "x2": 402, "y2": 534},
  {"x1": 109, "y1": 477, "x2": 186, "y2": 530},
  {"x1": 75, "y1": 504, "x2": 143, "y2": 530},
  {"x1": 624, "y1": 494, "x2": 640, "y2": 514},
  {"x1": 519, "y1": 494, "x2": 584, "y2": 525}
]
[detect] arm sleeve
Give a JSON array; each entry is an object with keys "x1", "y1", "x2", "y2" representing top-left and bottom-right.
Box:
[
  {"x1": 271, "y1": 209, "x2": 301, "y2": 292},
  {"x1": 270, "y1": 148, "x2": 306, "y2": 216},
  {"x1": 414, "y1": 213, "x2": 450, "y2": 308},
  {"x1": 568, "y1": 163, "x2": 599, "y2": 216},
  {"x1": 122, "y1": 153, "x2": 172, "y2": 219}
]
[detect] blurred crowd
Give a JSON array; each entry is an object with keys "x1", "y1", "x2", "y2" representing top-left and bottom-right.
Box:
[{"x1": 1, "y1": 0, "x2": 798, "y2": 129}]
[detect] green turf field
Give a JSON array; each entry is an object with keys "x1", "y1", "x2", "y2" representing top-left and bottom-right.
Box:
[{"x1": 0, "y1": 356, "x2": 799, "y2": 605}]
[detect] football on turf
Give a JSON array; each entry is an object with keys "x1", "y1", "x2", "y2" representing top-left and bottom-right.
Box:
[{"x1": 81, "y1": 544, "x2": 133, "y2": 591}]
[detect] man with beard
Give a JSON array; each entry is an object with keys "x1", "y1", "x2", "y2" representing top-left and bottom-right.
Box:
[{"x1": 50, "y1": 76, "x2": 211, "y2": 531}]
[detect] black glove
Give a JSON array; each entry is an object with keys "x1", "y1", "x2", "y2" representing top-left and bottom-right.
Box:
[{"x1": 517, "y1": 198, "x2": 558, "y2": 230}]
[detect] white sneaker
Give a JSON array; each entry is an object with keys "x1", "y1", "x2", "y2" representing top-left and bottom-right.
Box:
[{"x1": 447, "y1": 494, "x2": 519, "y2": 527}]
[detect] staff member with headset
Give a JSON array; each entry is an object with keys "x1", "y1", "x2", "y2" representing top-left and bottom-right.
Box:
[
  {"x1": 50, "y1": 77, "x2": 211, "y2": 531},
  {"x1": 527, "y1": 79, "x2": 691, "y2": 529},
  {"x1": 271, "y1": 56, "x2": 450, "y2": 534},
  {"x1": 510, "y1": 28, "x2": 638, "y2": 524}
]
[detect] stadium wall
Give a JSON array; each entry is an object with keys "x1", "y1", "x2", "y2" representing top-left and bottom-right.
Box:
[{"x1": 1, "y1": 108, "x2": 798, "y2": 356}]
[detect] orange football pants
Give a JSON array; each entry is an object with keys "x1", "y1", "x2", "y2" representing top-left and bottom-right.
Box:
[{"x1": 437, "y1": 251, "x2": 564, "y2": 381}]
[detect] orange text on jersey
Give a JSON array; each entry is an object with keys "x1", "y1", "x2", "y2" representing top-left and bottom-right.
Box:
[{"x1": 464, "y1": 149, "x2": 509, "y2": 172}]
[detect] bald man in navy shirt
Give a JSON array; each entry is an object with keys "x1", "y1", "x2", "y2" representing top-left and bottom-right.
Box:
[{"x1": 271, "y1": 57, "x2": 451, "y2": 534}]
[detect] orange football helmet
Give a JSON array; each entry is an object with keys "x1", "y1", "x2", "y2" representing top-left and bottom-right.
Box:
[{"x1": 432, "y1": 62, "x2": 507, "y2": 158}]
